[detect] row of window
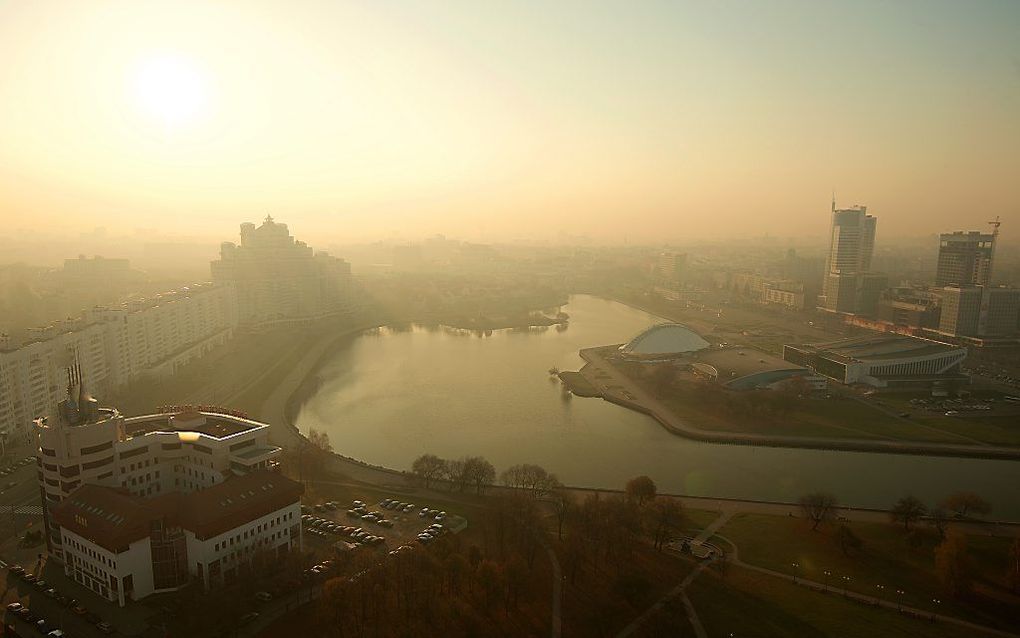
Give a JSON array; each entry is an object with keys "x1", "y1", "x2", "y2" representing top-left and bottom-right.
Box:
[{"x1": 212, "y1": 511, "x2": 295, "y2": 553}]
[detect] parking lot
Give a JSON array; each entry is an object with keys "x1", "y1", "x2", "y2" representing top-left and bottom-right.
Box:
[{"x1": 299, "y1": 495, "x2": 467, "y2": 576}]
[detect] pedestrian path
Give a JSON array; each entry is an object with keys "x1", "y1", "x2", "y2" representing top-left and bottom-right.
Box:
[{"x1": 691, "y1": 510, "x2": 733, "y2": 546}]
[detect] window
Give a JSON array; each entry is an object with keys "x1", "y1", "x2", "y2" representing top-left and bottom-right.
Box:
[
  {"x1": 80, "y1": 441, "x2": 113, "y2": 456},
  {"x1": 82, "y1": 455, "x2": 113, "y2": 471}
]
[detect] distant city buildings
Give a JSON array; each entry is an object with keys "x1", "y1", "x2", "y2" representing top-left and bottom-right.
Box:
[
  {"x1": 818, "y1": 202, "x2": 887, "y2": 316},
  {"x1": 211, "y1": 216, "x2": 354, "y2": 327},
  {"x1": 34, "y1": 368, "x2": 295, "y2": 605},
  {"x1": 652, "y1": 252, "x2": 692, "y2": 301}
]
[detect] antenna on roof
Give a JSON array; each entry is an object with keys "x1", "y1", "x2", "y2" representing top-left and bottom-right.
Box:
[
  {"x1": 831, "y1": 190, "x2": 836, "y2": 213},
  {"x1": 988, "y1": 215, "x2": 1001, "y2": 236}
]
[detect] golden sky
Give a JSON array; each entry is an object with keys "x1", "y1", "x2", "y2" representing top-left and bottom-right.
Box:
[{"x1": 0, "y1": 1, "x2": 1017, "y2": 243}]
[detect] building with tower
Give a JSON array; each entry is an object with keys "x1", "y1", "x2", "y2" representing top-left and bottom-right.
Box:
[
  {"x1": 33, "y1": 361, "x2": 297, "y2": 605},
  {"x1": 818, "y1": 200, "x2": 887, "y2": 316}
]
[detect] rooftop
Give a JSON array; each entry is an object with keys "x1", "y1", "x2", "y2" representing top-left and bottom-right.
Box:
[
  {"x1": 794, "y1": 334, "x2": 962, "y2": 363},
  {"x1": 620, "y1": 323, "x2": 710, "y2": 357},
  {"x1": 691, "y1": 347, "x2": 806, "y2": 379},
  {"x1": 51, "y1": 470, "x2": 303, "y2": 552},
  {"x1": 124, "y1": 410, "x2": 265, "y2": 440}
]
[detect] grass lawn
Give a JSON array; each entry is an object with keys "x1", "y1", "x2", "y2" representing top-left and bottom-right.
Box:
[
  {"x1": 689, "y1": 566, "x2": 985, "y2": 638},
  {"x1": 715, "y1": 513, "x2": 1020, "y2": 630},
  {"x1": 682, "y1": 508, "x2": 722, "y2": 532},
  {"x1": 654, "y1": 381, "x2": 965, "y2": 443}
]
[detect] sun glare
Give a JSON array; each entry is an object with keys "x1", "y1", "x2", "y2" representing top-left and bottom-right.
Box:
[{"x1": 131, "y1": 54, "x2": 210, "y2": 129}]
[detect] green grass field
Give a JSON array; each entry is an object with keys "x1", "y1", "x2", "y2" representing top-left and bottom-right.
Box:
[
  {"x1": 690, "y1": 567, "x2": 983, "y2": 638},
  {"x1": 714, "y1": 513, "x2": 1019, "y2": 630}
]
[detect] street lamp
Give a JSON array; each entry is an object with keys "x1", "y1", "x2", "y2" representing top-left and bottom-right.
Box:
[
  {"x1": 931, "y1": 598, "x2": 941, "y2": 622},
  {"x1": 791, "y1": 562, "x2": 800, "y2": 584},
  {"x1": 896, "y1": 589, "x2": 906, "y2": 612},
  {"x1": 842, "y1": 575, "x2": 851, "y2": 597},
  {"x1": 823, "y1": 570, "x2": 831, "y2": 592}
]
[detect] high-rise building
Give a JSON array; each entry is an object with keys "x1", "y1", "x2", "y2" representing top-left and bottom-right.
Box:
[
  {"x1": 818, "y1": 201, "x2": 883, "y2": 315},
  {"x1": 937, "y1": 286, "x2": 1020, "y2": 338},
  {"x1": 935, "y1": 228, "x2": 998, "y2": 287},
  {"x1": 211, "y1": 216, "x2": 353, "y2": 326}
]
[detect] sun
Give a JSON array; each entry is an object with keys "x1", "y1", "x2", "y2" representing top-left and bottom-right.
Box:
[{"x1": 131, "y1": 54, "x2": 210, "y2": 129}]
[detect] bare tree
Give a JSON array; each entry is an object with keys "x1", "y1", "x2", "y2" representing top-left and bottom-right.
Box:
[
  {"x1": 941, "y1": 492, "x2": 991, "y2": 519},
  {"x1": 935, "y1": 531, "x2": 972, "y2": 597},
  {"x1": 411, "y1": 453, "x2": 447, "y2": 489},
  {"x1": 463, "y1": 456, "x2": 496, "y2": 494},
  {"x1": 647, "y1": 497, "x2": 683, "y2": 551},
  {"x1": 799, "y1": 492, "x2": 838, "y2": 531},
  {"x1": 891, "y1": 495, "x2": 927, "y2": 532},
  {"x1": 835, "y1": 524, "x2": 863, "y2": 557},
  {"x1": 1008, "y1": 537, "x2": 1020, "y2": 595},
  {"x1": 625, "y1": 475, "x2": 657, "y2": 506}
]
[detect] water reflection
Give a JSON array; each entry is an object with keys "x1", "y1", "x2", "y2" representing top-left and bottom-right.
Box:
[{"x1": 297, "y1": 295, "x2": 1020, "y2": 517}]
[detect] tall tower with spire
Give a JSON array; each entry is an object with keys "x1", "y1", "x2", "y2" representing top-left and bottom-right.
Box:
[{"x1": 818, "y1": 200, "x2": 883, "y2": 314}]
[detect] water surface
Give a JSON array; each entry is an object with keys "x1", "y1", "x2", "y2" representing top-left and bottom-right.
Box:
[{"x1": 297, "y1": 295, "x2": 1020, "y2": 518}]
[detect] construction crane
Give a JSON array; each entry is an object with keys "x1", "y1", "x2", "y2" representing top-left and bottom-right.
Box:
[{"x1": 988, "y1": 215, "x2": 1001, "y2": 236}]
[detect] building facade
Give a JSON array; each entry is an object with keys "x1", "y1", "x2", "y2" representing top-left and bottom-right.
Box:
[
  {"x1": 935, "y1": 230, "x2": 996, "y2": 287},
  {"x1": 34, "y1": 376, "x2": 282, "y2": 564},
  {"x1": 52, "y1": 470, "x2": 301, "y2": 606},
  {"x1": 1, "y1": 284, "x2": 235, "y2": 443},
  {"x1": 937, "y1": 286, "x2": 1020, "y2": 339},
  {"x1": 211, "y1": 216, "x2": 353, "y2": 327},
  {"x1": 818, "y1": 202, "x2": 884, "y2": 315},
  {"x1": 783, "y1": 334, "x2": 967, "y2": 388}
]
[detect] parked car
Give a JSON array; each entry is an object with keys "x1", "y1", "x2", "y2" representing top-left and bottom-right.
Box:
[
  {"x1": 239, "y1": 611, "x2": 260, "y2": 625},
  {"x1": 255, "y1": 591, "x2": 272, "y2": 602},
  {"x1": 5, "y1": 602, "x2": 22, "y2": 612},
  {"x1": 96, "y1": 622, "x2": 115, "y2": 634}
]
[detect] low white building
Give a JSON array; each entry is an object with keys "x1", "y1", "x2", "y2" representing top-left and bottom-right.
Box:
[{"x1": 53, "y1": 470, "x2": 302, "y2": 606}]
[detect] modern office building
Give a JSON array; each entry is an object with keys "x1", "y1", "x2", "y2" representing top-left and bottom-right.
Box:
[
  {"x1": 783, "y1": 334, "x2": 967, "y2": 388},
  {"x1": 1, "y1": 284, "x2": 235, "y2": 443},
  {"x1": 935, "y1": 230, "x2": 997, "y2": 287},
  {"x1": 818, "y1": 201, "x2": 884, "y2": 315},
  {"x1": 34, "y1": 366, "x2": 283, "y2": 566},
  {"x1": 51, "y1": 469, "x2": 301, "y2": 606},
  {"x1": 211, "y1": 216, "x2": 353, "y2": 327},
  {"x1": 937, "y1": 286, "x2": 1020, "y2": 339}
]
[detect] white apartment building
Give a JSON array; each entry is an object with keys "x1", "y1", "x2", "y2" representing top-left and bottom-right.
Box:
[
  {"x1": 35, "y1": 385, "x2": 282, "y2": 563},
  {"x1": 53, "y1": 470, "x2": 302, "y2": 606},
  {"x1": 1, "y1": 283, "x2": 235, "y2": 443}
]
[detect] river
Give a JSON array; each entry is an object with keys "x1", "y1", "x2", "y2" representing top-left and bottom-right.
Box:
[{"x1": 296, "y1": 295, "x2": 1020, "y2": 518}]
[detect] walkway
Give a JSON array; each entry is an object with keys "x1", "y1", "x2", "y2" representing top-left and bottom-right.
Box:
[
  {"x1": 539, "y1": 538, "x2": 562, "y2": 638},
  {"x1": 712, "y1": 532, "x2": 1020, "y2": 638}
]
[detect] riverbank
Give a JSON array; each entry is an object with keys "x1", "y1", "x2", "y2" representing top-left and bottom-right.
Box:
[
  {"x1": 260, "y1": 311, "x2": 1020, "y2": 525},
  {"x1": 574, "y1": 346, "x2": 1020, "y2": 461}
]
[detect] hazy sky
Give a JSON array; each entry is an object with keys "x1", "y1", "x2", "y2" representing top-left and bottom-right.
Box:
[{"x1": 1, "y1": 1, "x2": 1017, "y2": 244}]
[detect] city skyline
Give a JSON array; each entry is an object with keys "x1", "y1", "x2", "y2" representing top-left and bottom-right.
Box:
[{"x1": 1, "y1": 1, "x2": 1018, "y2": 244}]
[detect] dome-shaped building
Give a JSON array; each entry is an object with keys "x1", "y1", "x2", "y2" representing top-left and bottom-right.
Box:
[{"x1": 618, "y1": 323, "x2": 710, "y2": 360}]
